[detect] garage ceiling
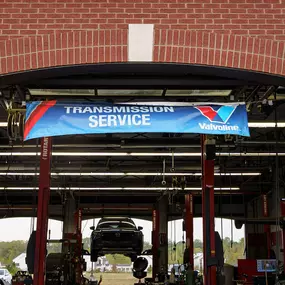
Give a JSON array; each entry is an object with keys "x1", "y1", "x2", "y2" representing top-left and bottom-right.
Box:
[{"x1": 0, "y1": 63, "x2": 284, "y2": 220}]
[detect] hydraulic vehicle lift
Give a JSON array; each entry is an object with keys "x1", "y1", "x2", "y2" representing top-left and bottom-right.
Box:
[{"x1": 24, "y1": 134, "x2": 218, "y2": 285}]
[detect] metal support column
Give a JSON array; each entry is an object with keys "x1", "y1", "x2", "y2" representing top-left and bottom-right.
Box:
[
  {"x1": 33, "y1": 137, "x2": 52, "y2": 285},
  {"x1": 62, "y1": 195, "x2": 77, "y2": 253},
  {"x1": 262, "y1": 194, "x2": 271, "y2": 258},
  {"x1": 74, "y1": 209, "x2": 83, "y2": 285},
  {"x1": 158, "y1": 196, "x2": 168, "y2": 275},
  {"x1": 201, "y1": 135, "x2": 216, "y2": 285},
  {"x1": 185, "y1": 194, "x2": 194, "y2": 267},
  {"x1": 152, "y1": 208, "x2": 159, "y2": 279}
]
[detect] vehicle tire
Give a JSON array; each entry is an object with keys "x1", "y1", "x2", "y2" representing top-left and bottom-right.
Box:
[
  {"x1": 91, "y1": 250, "x2": 98, "y2": 262},
  {"x1": 130, "y1": 254, "x2": 137, "y2": 262},
  {"x1": 136, "y1": 245, "x2": 143, "y2": 256}
]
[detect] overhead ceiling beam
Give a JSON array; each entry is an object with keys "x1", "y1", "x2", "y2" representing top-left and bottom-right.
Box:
[
  {"x1": 246, "y1": 85, "x2": 262, "y2": 102},
  {"x1": 19, "y1": 77, "x2": 246, "y2": 89},
  {"x1": 260, "y1": 86, "x2": 276, "y2": 101},
  {"x1": 0, "y1": 202, "x2": 246, "y2": 219},
  {"x1": 0, "y1": 171, "x2": 261, "y2": 177},
  {"x1": 0, "y1": 150, "x2": 284, "y2": 157}
]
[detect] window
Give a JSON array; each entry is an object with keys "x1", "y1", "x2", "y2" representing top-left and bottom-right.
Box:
[
  {"x1": 97, "y1": 221, "x2": 136, "y2": 230},
  {"x1": 0, "y1": 270, "x2": 4, "y2": 275}
]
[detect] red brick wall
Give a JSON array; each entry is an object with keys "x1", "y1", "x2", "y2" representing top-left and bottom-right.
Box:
[
  {"x1": 1, "y1": 0, "x2": 285, "y2": 76},
  {"x1": 0, "y1": 0, "x2": 284, "y2": 42}
]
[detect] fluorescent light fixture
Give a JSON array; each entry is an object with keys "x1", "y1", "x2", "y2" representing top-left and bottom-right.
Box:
[
  {"x1": 0, "y1": 172, "x2": 260, "y2": 176},
  {"x1": 218, "y1": 153, "x2": 285, "y2": 157},
  {"x1": 29, "y1": 89, "x2": 95, "y2": 96},
  {"x1": 248, "y1": 122, "x2": 285, "y2": 128},
  {"x1": 165, "y1": 90, "x2": 232, "y2": 97},
  {"x1": 0, "y1": 151, "x2": 284, "y2": 157},
  {"x1": 0, "y1": 186, "x2": 240, "y2": 191}
]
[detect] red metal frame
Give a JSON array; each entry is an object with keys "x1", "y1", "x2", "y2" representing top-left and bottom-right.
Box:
[
  {"x1": 237, "y1": 259, "x2": 261, "y2": 283},
  {"x1": 201, "y1": 135, "x2": 216, "y2": 285},
  {"x1": 280, "y1": 200, "x2": 285, "y2": 271},
  {"x1": 33, "y1": 137, "x2": 52, "y2": 285},
  {"x1": 74, "y1": 209, "x2": 83, "y2": 284},
  {"x1": 62, "y1": 209, "x2": 84, "y2": 284},
  {"x1": 185, "y1": 194, "x2": 194, "y2": 267},
  {"x1": 152, "y1": 209, "x2": 159, "y2": 279},
  {"x1": 201, "y1": 135, "x2": 207, "y2": 285}
]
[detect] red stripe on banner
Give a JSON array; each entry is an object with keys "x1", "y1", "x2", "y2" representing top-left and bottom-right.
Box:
[
  {"x1": 24, "y1": 100, "x2": 57, "y2": 140},
  {"x1": 196, "y1": 106, "x2": 217, "y2": 121}
]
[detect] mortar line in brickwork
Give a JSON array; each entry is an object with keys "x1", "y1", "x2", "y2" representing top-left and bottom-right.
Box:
[
  {"x1": 28, "y1": 38, "x2": 32, "y2": 69},
  {"x1": 275, "y1": 41, "x2": 280, "y2": 74},
  {"x1": 238, "y1": 35, "x2": 242, "y2": 69},
  {"x1": 280, "y1": 42, "x2": 285, "y2": 74},
  {"x1": 225, "y1": 34, "x2": 230, "y2": 67},
  {"x1": 48, "y1": 34, "x2": 51, "y2": 68},
  {"x1": 245, "y1": 36, "x2": 249, "y2": 70},
  {"x1": 1, "y1": 48, "x2": 283, "y2": 61},
  {"x1": 262, "y1": 39, "x2": 267, "y2": 73},
  {"x1": 194, "y1": 32, "x2": 197, "y2": 64},
  {"x1": 182, "y1": 31, "x2": 186, "y2": 62},
  {"x1": 36, "y1": 34, "x2": 39, "y2": 68},
  {"x1": 157, "y1": 29, "x2": 160, "y2": 61}
]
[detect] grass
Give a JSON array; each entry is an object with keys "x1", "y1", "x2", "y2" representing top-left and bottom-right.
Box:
[{"x1": 84, "y1": 272, "x2": 139, "y2": 285}]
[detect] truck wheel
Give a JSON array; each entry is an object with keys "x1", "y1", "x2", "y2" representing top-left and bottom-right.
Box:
[
  {"x1": 130, "y1": 254, "x2": 137, "y2": 262},
  {"x1": 91, "y1": 250, "x2": 98, "y2": 262}
]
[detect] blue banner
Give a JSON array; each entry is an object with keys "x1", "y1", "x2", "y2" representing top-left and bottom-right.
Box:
[{"x1": 24, "y1": 101, "x2": 250, "y2": 140}]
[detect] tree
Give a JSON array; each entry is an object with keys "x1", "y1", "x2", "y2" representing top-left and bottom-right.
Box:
[
  {"x1": 223, "y1": 237, "x2": 245, "y2": 266},
  {"x1": 0, "y1": 241, "x2": 27, "y2": 265},
  {"x1": 194, "y1": 239, "x2": 203, "y2": 249},
  {"x1": 106, "y1": 254, "x2": 131, "y2": 265},
  {"x1": 143, "y1": 241, "x2": 152, "y2": 251},
  {"x1": 0, "y1": 236, "x2": 246, "y2": 271},
  {"x1": 6, "y1": 262, "x2": 19, "y2": 275},
  {"x1": 83, "y1": 237, "x2": 90, "y2": 252},
  {"x1": 47, "y1": 242, "x2": 61, "y2": 253}
]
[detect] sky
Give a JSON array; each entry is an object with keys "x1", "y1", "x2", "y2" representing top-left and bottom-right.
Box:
[{"x1": 0, "y1": 217, "x2": 244, "y2": 243}]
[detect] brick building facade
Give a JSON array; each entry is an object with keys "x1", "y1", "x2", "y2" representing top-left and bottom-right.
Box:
[{"x1": 0, "y1": 0, "x2": 285, "y2": 75}]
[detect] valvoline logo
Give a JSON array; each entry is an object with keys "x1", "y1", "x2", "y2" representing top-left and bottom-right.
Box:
[{"x1": 195, "y1": 105, "x2": 236, "y2": 124}]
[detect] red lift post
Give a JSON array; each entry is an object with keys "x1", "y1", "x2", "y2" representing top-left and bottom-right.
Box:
[
  {"x1": 73, "y1": 209, "x2": 83, "y2": 284},
  {"x1": 280, "y1": 200, "x2": 285, "y2": 271},
  {"x1": 185, "y1": 194, "x2": 194, "y2": 267},
  {"x1": 201, "y1": 135, "x2": 216, "y2": 285},
  {"x1": 33, "y1": 137, "x2": 52, "y2": 285},
  {"x1": 152, "y1": 209, "x2": 159, "y2": 279}
]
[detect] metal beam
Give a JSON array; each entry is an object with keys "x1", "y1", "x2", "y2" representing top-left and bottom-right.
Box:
[
  {"x1": 152, "y1": 208, "x2": 159, "y2": 279},
  {"x1": 20, "y1": 77, "x2": 246, "y2": 89},
  {"x1": 185, "y1": 194, "x2": 194, "y2": 267}
]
